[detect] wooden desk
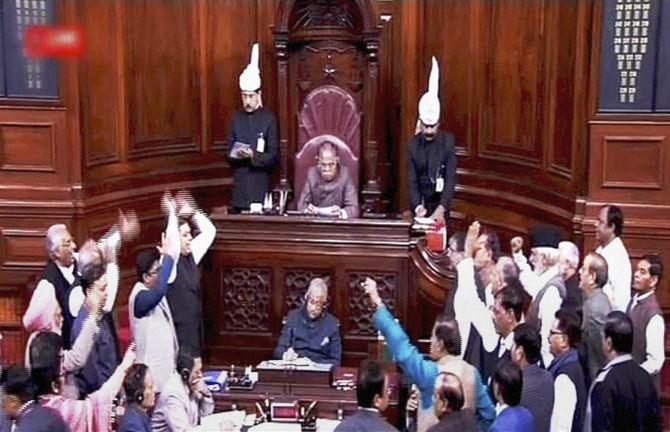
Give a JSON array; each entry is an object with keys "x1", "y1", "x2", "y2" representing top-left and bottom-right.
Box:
[
  {"x1": 202, "y1": 213, "x2": 414, "y2": 366},
  {"x1": 212, "y1": 367, "x2": 401, "y2": 424}
]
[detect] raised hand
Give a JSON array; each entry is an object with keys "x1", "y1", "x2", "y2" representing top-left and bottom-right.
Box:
[
  {"x1": 362, "y1": 277, "x2": 382, "y2": 306},
  {"x1": 176, "y1": 189, "x2": 196, "y2": 218},
  {"x1": 121, "y1": 343, "x2": 137, "y2": 370},
  {"x1": 464, "y1": 221, "x2": 480, "y2": 258},
  {"x1": 161, "y1": 190, "x2": 176, "y2": 215},
  {"x1": 118, "y1": 210, "x2": 140, "y2": 241}
]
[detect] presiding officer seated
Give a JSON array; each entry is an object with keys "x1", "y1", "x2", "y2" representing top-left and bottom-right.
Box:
[
  {"x1": 273, "y1": 278, "x2": 342, "y2": 366},
  {"x1": 297, "y1": 141, "x2": 359, "y2": 219}
]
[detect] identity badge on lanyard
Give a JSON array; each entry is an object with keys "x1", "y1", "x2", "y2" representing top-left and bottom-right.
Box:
[
  {"x1": 256, "y1": 132, "x2": 266, "y2": 153},
  {"x1": 435, "y1": 164, "x2": 445, "y2": 193}
]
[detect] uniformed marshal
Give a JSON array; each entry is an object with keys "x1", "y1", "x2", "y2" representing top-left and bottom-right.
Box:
[{"x1": 227, "y1": 43, "x2": 279, "y2": 212}]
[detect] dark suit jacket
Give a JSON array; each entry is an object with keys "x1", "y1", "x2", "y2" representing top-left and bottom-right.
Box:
[
  {"x1": 425, "y1": 409, "x2": 478, "y2": 432},
  {"x1": 13, "y1": 404, "x2": 69, "y2": 432},
  {"x1": 226, "y1": 108, "x2": 278, "y2": 209},
  {"x1": 334, "y1": 409, "x2": 398, "y2": 432},
  {"x1": 581, "y1": 289, "x2": 612, "y2": 380},
  {"x1": 589, "y1": 358, "x2": 661, "y2": 432},
  {"x1": 489, "y1": 406, "x2": 535, "y2": 432},
  {"x1": 407, "y1": 131, "x2": 457, "y2": 214},
  {"x1": 274, "y1": 306, "x2": 342, "y2": 366}
]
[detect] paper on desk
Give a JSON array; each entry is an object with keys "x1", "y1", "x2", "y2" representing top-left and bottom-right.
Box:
[
  {"x1": 193, "y1": 410, "x2": 246, "y2": 431},
  {"x1": 257, "y1": 359, "x2": 332, "y2": 372},
  {"x1": 316, "y1": 418, "x2": 341, "y2": 432},
  {"x1": 413, "y1": 216, "x2": 435, "y2": 225},
  {"x1": 248, "y1": 422, "x2": 301, "y2": 432}
]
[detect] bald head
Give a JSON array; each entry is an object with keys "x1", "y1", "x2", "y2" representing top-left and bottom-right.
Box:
[
  {"x1": 433, "y1": 372, "x2": 465, "y2": 419},
  {"x1": 316, "y1": 142, "x2": 339, "y2": 182}
]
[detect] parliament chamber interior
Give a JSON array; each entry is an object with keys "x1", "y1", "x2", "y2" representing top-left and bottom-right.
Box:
[{"x1": 0, "y1": 0, "x2": 670, "y2": 431}]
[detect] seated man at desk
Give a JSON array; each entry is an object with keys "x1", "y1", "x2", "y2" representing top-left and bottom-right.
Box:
[
  {"x1": 273, "y1": 278, "x2": 342, "y2": 366},
  {"x1": 297, "y1": 142, "x2": 359, "y2": 219}
]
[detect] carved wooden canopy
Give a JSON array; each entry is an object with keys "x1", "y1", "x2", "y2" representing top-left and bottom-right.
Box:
[{"x1": 274, "y1": 0, "x2": 383, "y2": 214}]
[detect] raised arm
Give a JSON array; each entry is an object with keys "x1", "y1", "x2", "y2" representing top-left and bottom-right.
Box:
[
  {"x1": 364, "y1": 278, "x2": 438, "y2": 402},
  {"x1": 176, "y1": 190, "x2": 215, "y2": 265}
]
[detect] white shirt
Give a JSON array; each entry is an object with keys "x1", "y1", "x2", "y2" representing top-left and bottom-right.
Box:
[
  {"x1": 629, "y1": 291, "x2": 666, "y2": 375},
  {"x1": 499, "y1": 331, "x2": 515, "y2": 358},
  {"x1": 189, "y1": 211, "x2": 217, "y2": 265},
  {"x1": 455, "y1": 258, "x2": 500, "y2": 354},
  {"x1": 496, "y1": 403, "x2": 509, "y2": 416},
  {"x1": 550, "y1": 374, "x2": 576, "y2": 431},
  {"x1": 596, "y1": 237, "x2": 632, "y2": 312},
  {"x1": 514, "y1": 252, "x2": 563, "y2": 366},
  {"x1": 537, "y1": 266, "x2": 562, "y2": 367}
]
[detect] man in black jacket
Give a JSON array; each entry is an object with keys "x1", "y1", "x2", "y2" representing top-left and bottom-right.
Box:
[
  {"x1": 586, "y1": 311, "x2": 661, "y2": 432},
  {"x1": 407, "y1": 57, "x2": 456, "y2": 224},
  {"x1": 226, "y1": 43, "x2": 278, "y2": 212}
]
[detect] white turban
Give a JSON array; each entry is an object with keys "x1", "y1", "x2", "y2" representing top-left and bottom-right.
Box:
[
  {"x1": 418, "y1": 56, "x2": 440, "y2": 126},
  {"x1": 239, "y1": 43, "x2": 261, "y2": 92}
]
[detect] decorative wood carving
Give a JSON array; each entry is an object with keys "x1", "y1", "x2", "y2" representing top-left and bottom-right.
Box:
[
  {"x1": 222, "y1": 267, "x2": 272, "y2": 332},
  {"x1": 274, "y1": 0, "x2": 382, "y2": 212},
  {"x1": 346, "y1": 272, "x2": 396, "y2": 336},
  {"x1": 290, "y1": 0, "x2": 360, "y2": 31}
]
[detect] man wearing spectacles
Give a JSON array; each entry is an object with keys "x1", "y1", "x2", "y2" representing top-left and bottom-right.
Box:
[
  {"x1": 297, "y1": 141, "x2": 359, "y2": 219},
  {"x1": 547, "y1": 308, "x2": 587, "y2": 432},
  {"x1": 273, "y1": 278, "x2": 342, "y2": 366}
]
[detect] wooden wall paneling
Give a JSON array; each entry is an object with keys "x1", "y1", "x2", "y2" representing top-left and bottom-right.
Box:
[
  {"x1": 588, "y1": 123, "x2": 670, "y2": 206},
  {"x1": 393, "y1": 0, "x2": 422, "y2": 210},
  {"x1": 125, "y1": 0, "x2": 201, "y2": 160},
  {"x1": 481, "y1": 0, "x2": 545, "y2": 163},
  {"x1": 0, "y1": 108, "x2": 69, "y2": 194},
  {"x1": 422, "y1": 0, "x2": 477, "y2": 160},
  {"x1": 78, "y1": 0, "x2": 122, "y2": 169},
  {"x1": 208, "y1": 0, "x2": 258, "y2": 154},
  {"x1": 376, "y1": 0, "x2": 398, "y2": 209}
]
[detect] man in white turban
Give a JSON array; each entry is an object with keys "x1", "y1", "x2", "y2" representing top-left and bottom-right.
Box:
[
  {"x1": 407, "y1": 57, "x2": 457, "y2": 224},
  {"x1": 226, "y1": 43, "x2": 278, "y2": 212}
]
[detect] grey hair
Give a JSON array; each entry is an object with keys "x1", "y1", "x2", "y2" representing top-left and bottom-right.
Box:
[
  {"x1": 496, "y1": 255, "x2": 519, "y2": 281},
  {"x1": 306, "y1": 278, "x2": 328, "y2": 299},
  {"x1": 534, "y1": 247, "x2": 560, "y2": 267},
  {"x1": 558, "y1": 241, "x2": 580, "y2": 269},
  {"x1": 45, "y1": 224, "x2": 68, "y2": 255}
]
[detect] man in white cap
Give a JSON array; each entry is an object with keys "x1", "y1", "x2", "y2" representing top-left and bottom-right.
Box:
[
  {"x1": 407, "y1": 57, "x2": 457, "y2": 224},
  {"x1": 227, "y1": 43, "x2": 278, "y2": 212}
]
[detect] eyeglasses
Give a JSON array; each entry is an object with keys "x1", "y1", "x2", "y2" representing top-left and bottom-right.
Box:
[{"x1": 307, "y1": 298, "x2": 327, "y2": 309}]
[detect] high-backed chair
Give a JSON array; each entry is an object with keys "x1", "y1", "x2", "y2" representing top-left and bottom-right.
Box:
[{"x1": 293, "y1": 85, "x2": 361, "y2": 203}]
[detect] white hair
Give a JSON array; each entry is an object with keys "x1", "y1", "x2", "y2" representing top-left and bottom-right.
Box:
[
  {"x1": 558, "y1": 241, "x2": 580, "y2": 269},
  {"x1": 306, "y1": 278, "x2": 328, "y2": 299},
  {"x1": 45, "y1": 224, "x2": 68, "y2": 255},
  {"x1": 534, "y1": 246, "x2": 560, "y2": 267}
]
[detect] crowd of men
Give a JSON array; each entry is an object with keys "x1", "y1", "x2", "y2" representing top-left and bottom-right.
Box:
[
  {"x1": 0, "y1": 38, "x2": 665, "y2": 432},
  {"x1": 345, "y1": 204, "x2": 663, "y2": 432}
]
